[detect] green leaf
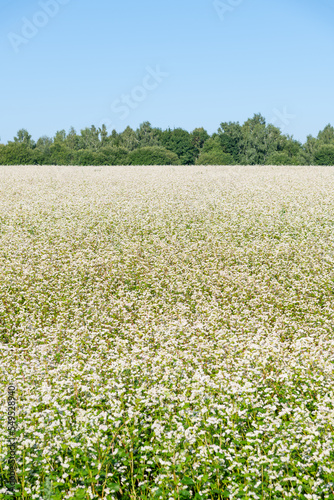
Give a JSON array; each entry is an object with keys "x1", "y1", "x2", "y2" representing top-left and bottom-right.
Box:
[
  {"x1": 73, "y1": 489, "x2": 87, "y2": 499},
  {"x1": 109, "y1": 483, "x2": 120, "y2": 492},
  {"x1": 78, "y1": 468, "x2": 90, "y2": 477},
  {"x1": 182, "y1": 477, "x2": 195, "y2": 486}
]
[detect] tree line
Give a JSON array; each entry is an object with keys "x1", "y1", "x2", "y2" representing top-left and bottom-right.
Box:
[{"x1": 1, "y1": 114, "x2": 334, "y2": 166}]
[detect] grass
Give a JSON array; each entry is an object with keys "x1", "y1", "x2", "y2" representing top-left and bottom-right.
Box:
[{"x1": 0, "y1": 164, "x2": 334, "y2": 499}]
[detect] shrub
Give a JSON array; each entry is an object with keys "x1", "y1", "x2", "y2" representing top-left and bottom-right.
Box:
[
  {"x1": 97, "y1": 147, "x2": 129, "y2": 165},
  {"x1": 265, "y1": 152, "x2": 300, "y2": 165},
  {"x1": 196, "y1": 149, "x2": 235, "y2": 165},
  {"x1": 48, "y1": 144, "x2": 74, "y2": 165},
  {"x1": 0, "y1": 143, "x2": 42, "y2": 165},
  {"x1": 72, "y1": 149, "x2": 100, "y2": 166},
  {"x1": 127, "y1": 146, "x2": 179, "y2": 165}
]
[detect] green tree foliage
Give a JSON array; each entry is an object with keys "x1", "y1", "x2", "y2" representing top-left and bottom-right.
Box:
[
  {"x1": 72, "y1": 149, "x2": 100, "y2": 166},
  {"x1": 298, "y1": 135, "x2": 318, "y2": 165},
  {"x1": 298, "y1": 125, "x2": 334, "y2": 165},
  {"x1": 317, "y1": 124, "x2": 334, "y2": 144},
  {"x1": 135, "y1": 122, "x2": 161, "y2": 147},
  {"x1": 35, "y1": 136, "x2": 53, "y2": 163},
  {"x1": 0, "y1": 142, "x2": 40, "y2": 165},
  {"x1": 191, "y1": 128, "x2": 210, "y2": 158},
  {"x1": 49, "y1": 143, "x2": 73, "y2": 165},
  {"x1": 201, "y1": 135, "x2": 221, "y2": 153},
  {"x1": 239, "y1": 114, "x2": 285, "y2": 165},
  {"x1": 196, "y1": 150, "x2": 235, "y2": 165},
  {"x1": 79, "y1": 126, "x2": 101, "y2": 151},
  {"x1": 160, "y1": 128, "x2": 197, "y2": 164},
  {"x1": 314, "y1": 145, "x2": 334, "y2": 165},
  {"x1": 119, "y1": 126, "x2": 139, "y2": 151},
  {"x1": 54, "y1": 130, "x2": 66, "y2": 144},
  {"x1": 14, "y1": 128, "x2": 34, "y2": 147},
  {"x1": 217, "y1": 121, "x2": 243, "y2": 163},
  {"x1": 97, "y1": 147, "x2": 129, "y2": 165},
  {"x1": 266, "y1": 152, "x2": 297, "y2": 165},
  {"x1": 196, "y1": 135, "x2": 235, "y2": 165},
  {"x1": 107, "y1": 129, "x2": 121, "y2": 148},
  {"x1": 127, "y1": 146, "x2": 179, "y2": 165},
  {"x1": 65, "y1": 127, "x2": 81, "y2": 151},
  {"x1": 266, "y1": 136, "x2": 302, "y2": 165},
  {"x1": 1, "y1": 119, "x2": 334, "y2": 166},
  {"x1": 281, "y1": 135, "x2": 302, "y2": 159},
  {"x1": 99, "y1": 124, "x2": 109, "y2": 148}
]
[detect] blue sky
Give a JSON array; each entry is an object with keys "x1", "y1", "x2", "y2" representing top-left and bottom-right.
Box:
[{"x1": 1, "y1": 0, "x2": 334, "y2": 144}]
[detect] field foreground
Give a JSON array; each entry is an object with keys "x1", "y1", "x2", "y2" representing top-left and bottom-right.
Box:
[{"x1": 0, "y1": 165, "x2": 334, "y2": 499}]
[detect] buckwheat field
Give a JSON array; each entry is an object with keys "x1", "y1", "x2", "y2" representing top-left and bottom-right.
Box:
[{"x1": 1, "y1": 165, "x2": 334, "y2": 500}]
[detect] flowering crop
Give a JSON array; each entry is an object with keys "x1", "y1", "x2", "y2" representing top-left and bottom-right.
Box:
[{"x1": 0, "y1": 165, "x2": 334, "y2": 499}]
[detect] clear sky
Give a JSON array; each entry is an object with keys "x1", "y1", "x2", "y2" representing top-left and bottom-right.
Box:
[{"x1": 1, "y1": 0, "x2": 334, "y2": 144}]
